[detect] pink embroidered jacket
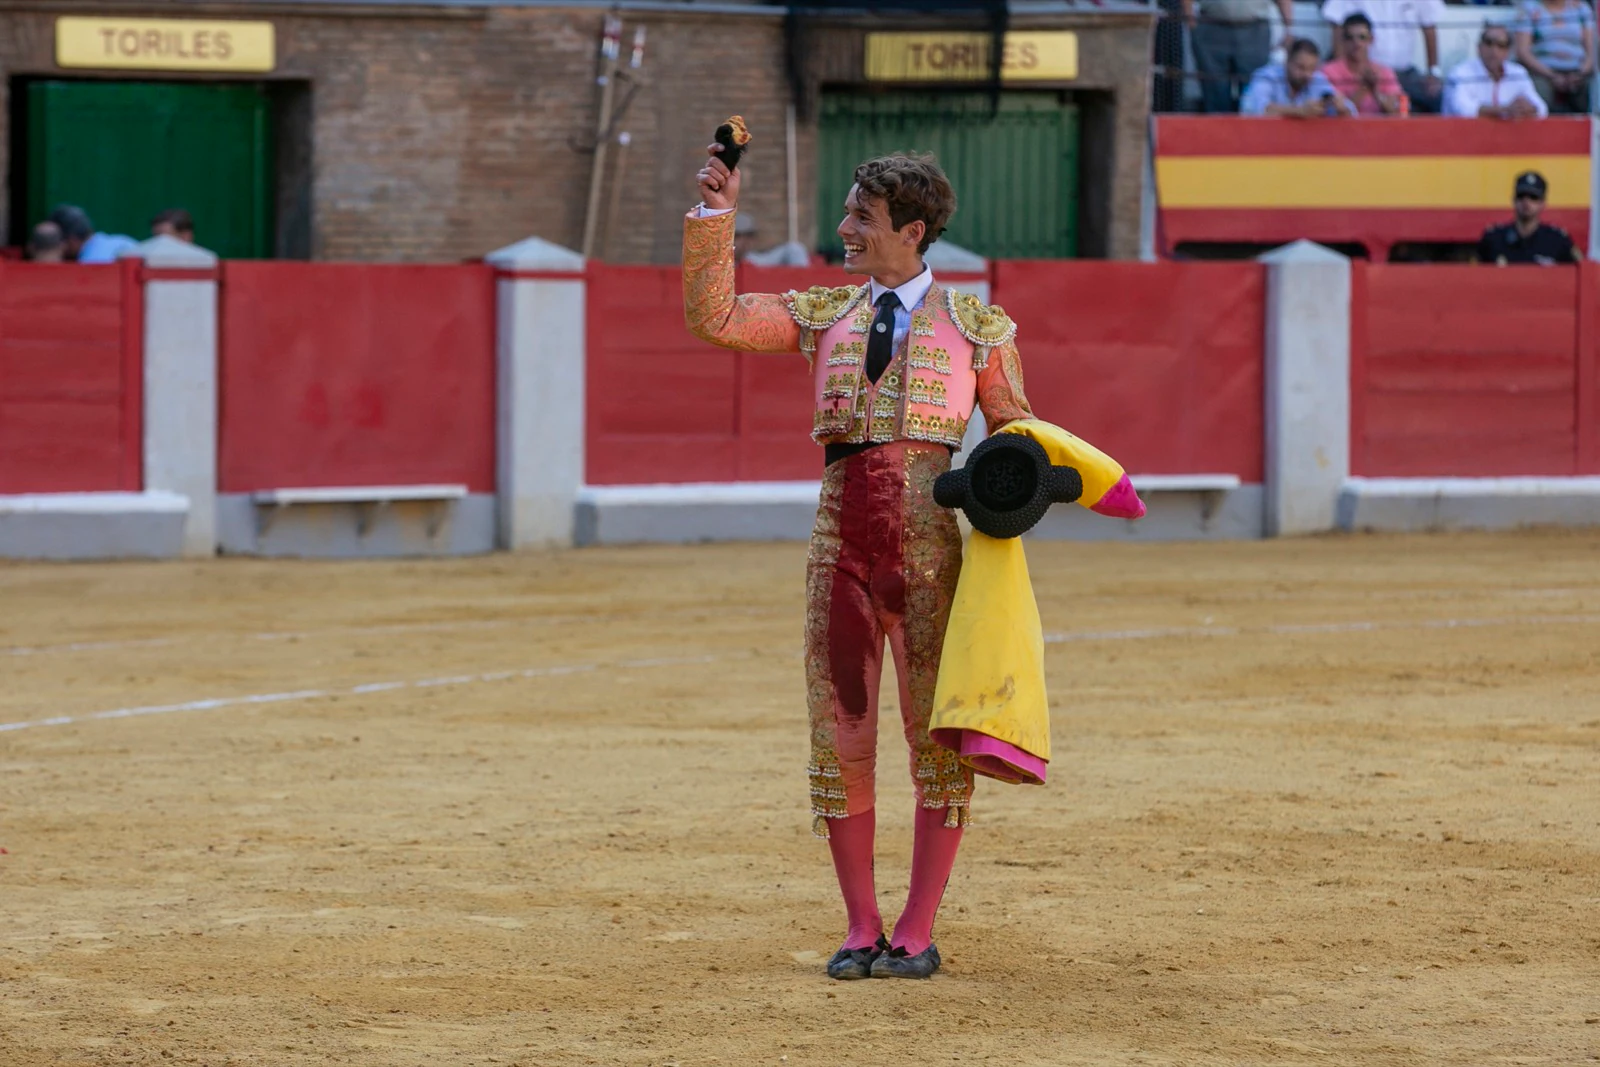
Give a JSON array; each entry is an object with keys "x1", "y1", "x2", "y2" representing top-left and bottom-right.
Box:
[{"x1": 683, "y1": 209, "x2": 1033, "y2": 448}]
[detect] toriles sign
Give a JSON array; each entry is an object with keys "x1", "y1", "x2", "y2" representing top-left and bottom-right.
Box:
[
  {"x1": 56, "y1": 17, "x2": 275, "y2": 73},
  {"x1": 865, "y1": 32, "x2": 1078, "y2": 83}
]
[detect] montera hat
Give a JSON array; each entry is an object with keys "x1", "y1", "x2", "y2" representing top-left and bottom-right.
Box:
[{"x1": 933, "y1": 433, "x2": 1083, "y2": 539}]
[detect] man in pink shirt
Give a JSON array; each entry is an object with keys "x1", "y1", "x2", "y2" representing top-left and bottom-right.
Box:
[{"x1": 1322, "y1": 12, "x2": 1406, "y2": 115}]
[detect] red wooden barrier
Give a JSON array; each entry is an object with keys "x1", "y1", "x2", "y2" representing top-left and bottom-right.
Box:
[
  {"x1": 1353, "y1": 264, "x2": 1584, "y2": 477},
  {"x1": 1582, "y1": 264, "x2": 1600, "y2": 475},
  {"x1": 990, "y1": 260, "x2": 1266, "y2": 480},
  {"x1": 219, "y1": 263, "x2": 495, "y2": 493},
  {"x1": 585, "y1": 263, "x2": 865, "y2": 485},
  {"x1": 0, "y1": 260, "x2": 141, "y2": 494}
]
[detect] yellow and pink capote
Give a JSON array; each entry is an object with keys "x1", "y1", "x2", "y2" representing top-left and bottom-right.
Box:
[{"x1": 929, "y1": 418, "x2": 1142, "y2": 787}]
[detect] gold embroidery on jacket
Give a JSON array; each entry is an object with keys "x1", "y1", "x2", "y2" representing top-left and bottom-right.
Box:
[
  {"x1": 908, "y1": 345, "x2": 952, "y2": 374},
  {"x1": 822, "y1": 372, "x2": 860, "y2": 399},
  {"x1": 848, "y1": 300, "x2": 874, "y2": 334},
  {"x1": 681, "y1": 211, "x2": 803, "y2": 355},
  {"x1": 813, "y1": 407, "x2": 854, "y2": 437},
  {"x1": 945, "y1": 289, "x2": 1018, "y2": 347},
  {"x1": 905, "y1": 411, "x2": 968, "y2": 446},
  {"x1": 790, "y1": 285, "x2": 866, "y2": 331},
  {"x1": 870, "y1": 390, "x2": 900, "y2": 435},
  {"x1": 809, "y1": 286, "x2": 983, "y2": 447},
  {"x1": 907, "y1": 376, "x2": 949, "y2": 408},
  {"x1": 826, "y1": 341, "x2": 865, "y2": 367}
]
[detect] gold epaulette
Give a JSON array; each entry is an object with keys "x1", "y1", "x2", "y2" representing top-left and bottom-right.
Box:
[
  {"x1": 787, "y1": 285, "x2": 867, "y2": 331},
  {"x1": 945, "y1": 289, "x2": 1018, "y2": 349}
]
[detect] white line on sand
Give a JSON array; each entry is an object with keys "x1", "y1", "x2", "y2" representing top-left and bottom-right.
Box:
[
  {"x1": 0, "y1": 655, "x2": 717, "y2": 734},
  {"x1": 5, "y1": 612, "x2": 1597, "y2": 735},
  {"x1": 0, "y1": 607, "x2": 779, "y2": 659}
]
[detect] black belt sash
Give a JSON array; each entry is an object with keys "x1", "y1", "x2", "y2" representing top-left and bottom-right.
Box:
[{"x1": 824, "y1": 440, "x2": 953, "y2": 468}]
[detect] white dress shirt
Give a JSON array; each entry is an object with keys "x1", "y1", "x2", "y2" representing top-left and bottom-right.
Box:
[
  {"x1": 868, "y1": 266, "x2": 935, "y2": 355},
  {"x1": 1443, "y1": 55, "x2": 1548, "y2": 117},
  {"x1": 1321, "y1": 0, "x2": 1445, "y2": 72}
]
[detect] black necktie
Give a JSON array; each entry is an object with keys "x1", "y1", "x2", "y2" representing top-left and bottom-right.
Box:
[{"x1": 865, "y1": 291, "x2": 901, "y2": 385}]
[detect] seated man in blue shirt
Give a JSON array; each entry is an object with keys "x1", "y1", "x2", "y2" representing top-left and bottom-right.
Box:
[
  {"x1": 1240, "y1": 39, "x2": 1358, "y2": 117},
  {"x1": 48, "y1": 204, "x2": 140, "y2": 264}
]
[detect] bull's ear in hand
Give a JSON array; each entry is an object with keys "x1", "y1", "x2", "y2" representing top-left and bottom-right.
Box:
[{"x1": 714, "y1": 116, "x2": 751, "y2": 171}]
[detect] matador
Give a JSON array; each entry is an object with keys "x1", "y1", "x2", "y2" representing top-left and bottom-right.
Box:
[{"x1": 685, "y1": 144, "x2": 1114, "y2": 980}]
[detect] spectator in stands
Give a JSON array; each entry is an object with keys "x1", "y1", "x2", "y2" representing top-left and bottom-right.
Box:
[
  {"x1": 48, "y1": 205, "x2": 138, "y2": 264},
  {"x1": 1241, "y1": 38, "x2": 1359, "y2": 115},
  {"x1": 26, "y1": 221, "x2": 64, "y2": 263},
  {"x1": 1512, "y1": 0, "x2": 1595, "y2": 114},
  {"x1": 1476, "y1": 171, "x2": 1581, "y2": 264},
  {"x1": 1322, "y1": 13, "x2": 1408, "y2": 113},
  {"x1": 1183, "y1": 0, "x2": 1296, "y2": 113},
  {"x1": 1321, "y1": 0, "x2": 1447, "y2": 111},
  {"x1": 150, "y1": 208, "x2": 195, "y2": 243},
  {"x1": 1445, "y1": 24, "x2": 1548, "y2": 116}
]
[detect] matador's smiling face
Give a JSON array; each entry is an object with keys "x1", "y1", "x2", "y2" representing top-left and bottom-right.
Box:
[{"x1": 836, "y1": 183, "x2": 925, "y2": 281}]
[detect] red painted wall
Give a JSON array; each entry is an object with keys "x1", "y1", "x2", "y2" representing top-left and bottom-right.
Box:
[
  {"x1": 587, "y1": 261, "x2": 1266, "y2": 484},
  {"x1": 0, "y1": 261, "x2": 141, "y2": 494},
  {"x1": 1582, "y1": 266, "x2": 1600, "y2": 475},
  {"x1": 219, "y1": 263, "x2": 495, "y2": 493},
  {"x1": 1353, "y1": 264, "x2": 1586, "y2": 477},
  {"x1": 990, "y1": 260, "x2": 1266, "y2": 480},
  {"x1": 585, "y1": 263, "x2": 859, "y2": 485}
]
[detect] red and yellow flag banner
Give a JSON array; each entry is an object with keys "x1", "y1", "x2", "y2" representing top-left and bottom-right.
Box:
[{"x1": 1153, "y1": 117, "x2": 1592, "y2": 257}]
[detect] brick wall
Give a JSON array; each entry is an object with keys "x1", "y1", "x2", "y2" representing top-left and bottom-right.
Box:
[{"x1": 0, "y1": 1, "x2": 1149, "y2": 263}]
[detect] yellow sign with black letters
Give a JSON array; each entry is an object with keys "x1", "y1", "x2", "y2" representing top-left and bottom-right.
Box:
[
  {"x1": 56, "y1": 16, "x2": 275, "y2": 73},
  {"x1": 865, "y1": 31, "x2": 1078, "y2": 83}
]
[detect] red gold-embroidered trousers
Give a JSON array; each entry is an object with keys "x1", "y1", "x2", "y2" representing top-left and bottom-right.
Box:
[{"x1": 805, "y1": 440, "x2": 973, "y2": 838}]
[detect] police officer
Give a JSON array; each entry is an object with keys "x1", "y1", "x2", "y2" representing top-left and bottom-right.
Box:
[{"x1": 1476, "y1": 172, "x2": 1581, "y2": 266}]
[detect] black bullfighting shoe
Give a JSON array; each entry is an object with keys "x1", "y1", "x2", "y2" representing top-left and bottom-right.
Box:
[
  {"x1": 869, "y1": 943, "x2": 941, "y2": 979},
  {"x1": 826, "y1": 935, "x2": 889, "y2": 981}
]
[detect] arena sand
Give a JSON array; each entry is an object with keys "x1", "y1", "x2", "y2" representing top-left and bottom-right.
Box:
[{"x1": 1, "y1": 531, "x2": 1597, "y2": 1066}]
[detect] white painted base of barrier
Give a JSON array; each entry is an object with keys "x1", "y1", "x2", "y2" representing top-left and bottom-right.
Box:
[
  {"x1": 1338, "y1": 477, "x2": 1600, "y2": 531},
  {"x1": 576, "y1": 482, "x2": 823, "y2": 545},
  {"x1": 216, "y1": 493, "x2": 497, "y2": 557},
  {"x1": 0, "y1": 492, "x2": 190, "y2": 560},
  {"x1": 575, "y1": 478, "x2": 1265, "y2": 545},
  {"x1": 1031, "y1": 483, "x2": 1264, "y2": 542}
]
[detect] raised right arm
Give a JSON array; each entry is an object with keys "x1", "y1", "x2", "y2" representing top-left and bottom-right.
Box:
[{"x1": 682, "y1": 209, "x2": 802, "y2": 354}]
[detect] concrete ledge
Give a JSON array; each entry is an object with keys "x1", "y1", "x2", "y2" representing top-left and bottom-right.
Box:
[
  {"x1": 0, "y1": 492, "x2": 189, "y2": 560},
  {"x1": 576, "y1": 482, "x2": 821, "y2": 545},
  {"x1": 252, "y1": 484, "x2": 468, "y2": 505},
  {"x1": 1339, "y1": 477, "x2": 1600, "y2": 531},
  {"x1": 1132, "y1": 474, "x2": 1242, "y2": 493},
  {"x1": 216, "y1": 493, "x2": 497, "y2": 557},
  {"x1": 1030, "y1": 484, "x2": 1265, "y2": 542},
  {"x1": 575, "y1": 479, "x2": 1265, "y2": 545}
]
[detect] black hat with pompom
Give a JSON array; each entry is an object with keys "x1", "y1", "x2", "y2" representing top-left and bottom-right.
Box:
[{"x1": 933, "y1": 433, "x2": 1083, "y2": 539}]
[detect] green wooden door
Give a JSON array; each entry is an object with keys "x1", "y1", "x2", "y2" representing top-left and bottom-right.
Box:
[
  {"x1": 818, "y1": 90, "x2": 1079, "y2": 261},
  {"x1": 26, "y1": 80, "x2": 273, "y2": 259}
]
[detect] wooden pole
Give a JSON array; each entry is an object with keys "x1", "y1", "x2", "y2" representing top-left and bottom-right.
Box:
[
  {"x1": 581, "y1": 14, "x2": 623, "y2": 259},
  {"x1": 604, "y1": 131, "x2": 631, "y2": 261}
]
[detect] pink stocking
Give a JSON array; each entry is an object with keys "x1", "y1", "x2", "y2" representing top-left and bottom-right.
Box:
[
  {"x1": 889, "y1": 805, "x2": 964, "y2": 955},
  {"x1": 826, "y1": 808, "x2": 883, "y2": 950}
]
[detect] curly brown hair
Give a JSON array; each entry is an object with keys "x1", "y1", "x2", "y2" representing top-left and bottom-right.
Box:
[{"x1": 852, "y1": 154, "x2": 957, "y2": 255}]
